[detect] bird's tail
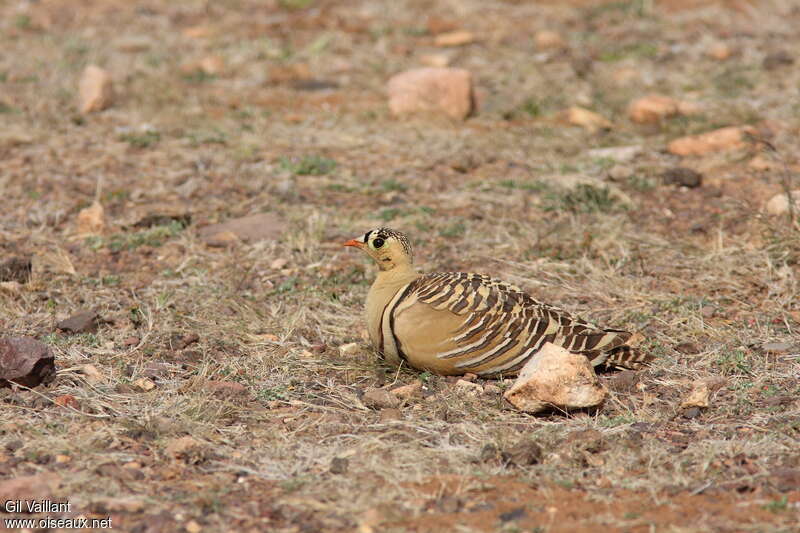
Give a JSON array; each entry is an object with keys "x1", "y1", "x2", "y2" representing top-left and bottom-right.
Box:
[{"x1": 581, "y1": 331, "x2": 651, "y2": 370}]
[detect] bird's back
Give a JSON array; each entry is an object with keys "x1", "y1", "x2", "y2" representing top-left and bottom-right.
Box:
[{"x1": 385, "y1": 271, "x2": 647, "y2": 376}]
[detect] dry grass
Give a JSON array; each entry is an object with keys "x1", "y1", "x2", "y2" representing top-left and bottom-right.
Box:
[{"x1": 2, "y1": 0, "x2": 800, "y2": 531}]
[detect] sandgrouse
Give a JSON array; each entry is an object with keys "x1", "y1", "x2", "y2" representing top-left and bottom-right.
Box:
[{"x1": 344, "y1": 227, "x2": 649, "y2": 377}]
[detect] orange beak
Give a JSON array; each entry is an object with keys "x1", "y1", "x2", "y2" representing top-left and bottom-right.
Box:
[{"x1": 343, "y1": 239, "x2": 363, "y2": 248}]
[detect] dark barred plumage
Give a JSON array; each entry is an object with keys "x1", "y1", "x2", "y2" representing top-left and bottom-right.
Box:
[
  {"x1": 348, "y1": 227, "x2": 650, "y2": 377},
  {"x1": 388, "y1": 272, "x2": 647, "y2": 376}
]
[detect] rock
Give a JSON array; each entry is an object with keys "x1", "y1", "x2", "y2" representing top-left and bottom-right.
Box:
[
  {"x1": 133, "y1": 377, "x2": 156, "y2": 392},
  {"x1": 479, "y1": 440, "x2": 542, "y2": 467},
  {"x1": 310, "y1": 343, "x2": 327, "y2": 354},
  {"x1": 198, "y1": 55, "x2": 225, "y2": 75},
  {"x1": 503, "y1": 342, "x2": 607, "y2": 413},
  {"x1": 358, "y1": 507, "x2": 388, "y2": 533},
  {"x1": 761, "y1": 342, "x2": 796, "y2": 355},
  {"x1": 668, "y1": 126, "x2": 755, "y2": 156},
  {"x1": 707, "y1": 42, "x2": 732, "y2": 60},
  {"x1": 483, "y1": 383, "x2": 502, "y2": 395},
  {"x1": 763, "y1": 51, "x2": 794, "y2": 70},
  {"x1": 587, "y1": 145, "x2": 642, "y2": 163},
  {"x1": 571, "y1": 55, "x2": 593, "y2": 79},
  {"x1": 362, "y1": 388, "x2": 401, "y2": 410},
  {"x1": 0, "y1": 473, "x2": 61, "y2": 503},
  {"x1": 379, "y1": 408, "x2": 402, "y2": 422},
  {"x1": 426, "y1": 17, "x2": 458, "y2": 35},
  {"x1": 122, "y1": 336, "x2": 140, "y2": 346},
  {"x1": 748, "y1": 154, "x2": 778, "y2": 172},
  {"x1": 0, "y1": 337, "x2": 56, "y2": 389},
  {"x1": 79, "y1": 65, "x2": 113, "y2": 113},
  {"x1": 770, "y1": 468, "x2": 800, "y2": 492},
  {"x1": 203, "y1": 380, "x2": 247, "y2": 398},
  {"x1": 75, "y1": 201, "x2": 106, "y2": 236},
  {"x1": 77, "y1": 364, "x2": 104, "y2": 384},
  {"x1": 506, "y1": 439, "x2": 543, "y2": 466},
  {"x1": 54, "y1": 394, "x2": 79, "y2": 409},
  {"x1": 338, "y1": 342, "x2": 360, "y2": 356},
  {"x1": 56, "y1": 309, "x2": 98, "y2": 334},
  {"x1": 435, "y1": 496, "x2": 462, "y2": 514},
  {"x1": 165, "y1": 436, "x2": 202, "y2": 458},
  {"x1": 607, "y1": 164, "x2": 632, "y2": 181},
  {"x1": 330, "y1": 457, "x2": 349, "y2": 474},
  {"x1": 478, "y1": 443, "x2": 504, "y2": 464},
  {"x1": 5, "y1": 439, "x2": 23, "y2": 452},
  {"x1": 269, "y1": 63, "x2": 311, "y2": 84},
  {"x1": 173, "y1": 332, "x2": 200, "y2": 350},
  {"x1": 390, "y1": 381, "x2": 422, "y2": 399},
  {"x1": 674, "y1": 341, "x2": 701, "y2": 355},
  {"x1": 681, "y1": 383, "x2": 710, "y2": 409},
  {"x1": 131, "y1": 206, "x2": 191, "y2": 229},
  {"x1": 683, "y1": 406, "x2": 702, "y2": 419},
  {"x1": 204, "y1": 230, "x2": 239, "y2": 248},
  {"x1": 199, "y1": 213, "x2": 286, "y2": 244},
  {"x1": 628, "y1": 95, "x2": 701, "y2": 124},
  {"x1": 455, "y1": 379, "x2": 482, "y2": 394},
  {"x1": 562, "y1": 106, "x2": 612, "y2": 133},
  {"x1": 0, "y1": 257, "x2": 32, "y2": 283},
  {"x1": 387, "y1": 67, "x2": 474, "y2": 120},
  {"x1": 433, "y1": 31, "x2": 475, "y2": 47},
  {"x1": 764, "y1": 190, "x2": 800, "y2": 216},
  {"x1": 534, "y1": 30, "x2": 566, "y2": 50},
  {"x1": 565, "y1": 428, "x2": 605, "y2": 452},
  {"x1": 607, "y1": 370, "x2": 639, "y2": 393},
  {"x1": 181, "y1": 55, "x2": 225, "y2": 76},
  {"x1": 419, "y1": 53, "x2": 451, "y2": 68},
  {"x1": 115, "y1": 36, "x2": 153, "y2": 53},
  {"x1": 628, "y1": 94, "x2": 680, "y2": 124},
  {"x1": 140, "y1": 362, "x2": 168, "y2": 380},
  {"x1": 662, "y1": 167, "x2": 703, "y2": 188},
  {"x1": 681, "y1": 376, "x2": 727, "y2": 409},
  {"x1": 499, "y1": 508, "x2": 526, "y2": 522}
]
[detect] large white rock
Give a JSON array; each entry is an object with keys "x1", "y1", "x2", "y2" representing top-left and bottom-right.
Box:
[{"x1": 503, "y1": 342, "x2": 607, "y2": 413}]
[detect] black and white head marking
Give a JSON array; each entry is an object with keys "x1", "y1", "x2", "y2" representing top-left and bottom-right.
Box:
[{"x1": 372, "y1": 227, "x2": 413, "y2": 259}]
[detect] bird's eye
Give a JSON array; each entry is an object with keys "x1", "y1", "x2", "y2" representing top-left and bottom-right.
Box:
[{"x1": 373, "y1": 238, "x2": 385, "y2": 249}]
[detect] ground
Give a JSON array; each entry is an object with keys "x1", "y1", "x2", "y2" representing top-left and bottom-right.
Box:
[{"x1": 1, "y1": 0, "x2": 799, "y2": 531}]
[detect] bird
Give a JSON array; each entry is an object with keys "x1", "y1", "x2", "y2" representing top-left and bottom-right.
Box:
[{"x1": 343, "y1": 227, "x2": 649, "y2": 377}]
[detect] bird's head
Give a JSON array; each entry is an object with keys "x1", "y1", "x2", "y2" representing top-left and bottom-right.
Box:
[{"x1": 343, "y1": 227, "x2": 413, "y2": 271}]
